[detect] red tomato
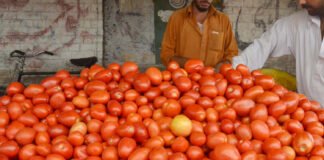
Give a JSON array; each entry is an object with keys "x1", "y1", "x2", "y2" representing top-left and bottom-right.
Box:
[
  {"x1": 266, "y1": 149, "x2": 288, "y2": 160},
  {"x1": 293, "y1": 132, "x2": 314, "y2": 156},
  {"x1": 174, "y1": 76, "x2": 192, "y2": 92},
  {"x1": 262, "y1": 137, "x2": 281, "y2": 154},
  {"x1": 231, "y1": 98, "x2": 255, "y2": 117},
  {"x1": 226, "y1": 69, "x2": 242, "y2": 85},
  {"x1": 84, "y1": 80, "x2": 107, "y2": 96},
  {"x1": 189, "y1": 131, "x2": 206, "y2": 147},
  {"x1": 225, "y1": 85, "x2": 243, "y2": 99},
  {"x1": 117, "y1": 137, "x2": 137, "y2": 158},
  {"x1": 93, "y1": 69, "x2": 113, "y2": 83},
  {"x1": 19, "y1": 144, "x2": 36, "y2": 160},
  {"x1": 186, "y1": 146, "x2": 204, "y2": 160},
  {"x1": 219, "y1": 63, "x2": 233, "y2": 76},
  {"x1": 24, "y1": 84, "x2": 45, "y2": 98},
  {"x1": 15, "y1": 127, "x2": 36, "y2": 145},
  {"x1": 41, "y1": 76, "x2": 61, "y2": 89},
  {"x1": 145, "y1": 67, "x2": 163, "y2": 85},
  {"x1": 184, "y1": 104, "x2": 206, "y2": 121},
  {"x1": 215, "y1": 79, "x2": 228, "y2": 96},
  {"x1": 254, "y1": 75, "x2": 275, "y2": 90},
  {"x1": 250, "y1": 120, "x2": 270, "y2": 140},
  {"x1": 0, "y1": 140, "x2": 19, "y2": 157},
  {"x1": 206, "y1": 132, "x2": 227, "y2": 148},
  {"x1": 210, "y1": 143, "x2": 241, "y2": 160},
  {"x1": 200, "y1": 85, "x2": 218, "y2": 98},
  {"x1": 89, "y1": 90, "x2": 110, "y2": 104},
  {"x1": 51, "y1": 140, "x2": 73, "y2": 159},
  {"x1": 102, "y1": 146, "x2": 118, "y2": 160},
  {"x1": 163, "y1": 86, "x2": 180, "y2": 99},
  {"x1": 171, "y1": 136, "x2": 189, "y2": 152},
  {"x1": 235, "y1": 124, "x2": 252, "y2": 140},
  {"x1": 184, "y1": 59, "x2": 204, "y2": 73},
  {"x1": 121, "y1": 62, "x2": 139, "y2": 76},
  {"x1": 149, "y1": 147, "x2": 168, "y2": 160},
  {"x1": 128, "y1": 147, "x2": 150, "y2": 160},
  {"x1": 49, "y1": 92, "x2": 66, "y2": 109},
  {"x1": 282, "y1": 92, "x2": 299, "y2": 114},
  {"x1": 6, "y1": 82, "x2": 25, "y2": 96}
]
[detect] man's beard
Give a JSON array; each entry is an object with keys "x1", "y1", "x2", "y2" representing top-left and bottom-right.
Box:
[
  {"x1": 302, "y1": 4, "x2": 324, "y2": 17},
  {"x1": 194, "y1": 1, "x2": 211, "y2": 12}
]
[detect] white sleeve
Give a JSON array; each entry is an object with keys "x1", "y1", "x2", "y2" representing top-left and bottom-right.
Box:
[{"x1": 232, "y1": 18, "x2": 292, "y2": 70}]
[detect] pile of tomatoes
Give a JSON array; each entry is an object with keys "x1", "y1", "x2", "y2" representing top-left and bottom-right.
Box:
[{"x1": 0, "y1": 59, "x2": 323, "y2": 160}]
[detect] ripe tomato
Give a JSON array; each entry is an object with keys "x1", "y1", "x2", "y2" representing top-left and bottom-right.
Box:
[
  {"x1": 24, "y1": 84, "x2": 45, "y2": 98},
  {"x1": 231, "y1": 98, "x2": 255, "y2": 117},
  {"x1": 255, "y1": 91, "x2": 280, "y2": 105},
  {"x1": 200, "y1": 85, "x2": 218, "y2": 98},
  {"x1": 149, "y1": 147, "x2": 168, "y2": 160},
  {"x1": 186, "y1": 146, "x2": 204, "y2": 160},
  {"x1": 121, "y1": 61, "x2": 139, "y2": 76},
  {"x1": 6, "y1": 82, "x2": 25, "y2": 96},
  {"x1": 174, "y1": 76, "x2": 192, "y2": 92},
  {"x1": 206, "y1": 132, "x2": 227, "y2": 148},
  {"x1": 210, "y1": 143, "x2": 241, "y2": 160},
  {"x1": 162, "y1": 99, "x2": 181, "y2": 117},
  {"x1": 268, "y1": 100, "x2": 287, "y2": 118},
  {"x1": 235, "y1": 124, "x2": 252, "y2": 140},
  {"x1": 250, "y1": 120, "x2": 270, "y2": 140},
  {"x1": 117, "y1": 137, "x2": 137, "y2": 158},
  {"x1": 145, "y1": 67, "x2": 163, "y2": 85},
  {"x1": 293, "y1": 132, "x2": 314, "y2": 156},
  {"x1": 133, "y1": 74, "x2": 151, "y2": 93},
  {"x1": 89, "y1": 90, "x2": 110, "y2": 104},
  {"x1": 254, "y1": 75, "x2": 275, "y2": 90},
  {"x1": 102, "y1": 146, "x2": 118, "y2": 160},
  {"x1": 262, "y1": 137, "x2": 281, "y2": 154},
  {"x1": 0, "y1": 140, "x2": 19, "y2": 157},
  {"x1": 171, "y1": 136, "x2": 189, "y2": 152},
  {"x1": 266, "y1": 149, "x2": 288, "y2": 160},
  {"x1": 225, "y1": 84, "x2": 243, "y2": 99},
  {"x1": 189, "y1": 131, "x2": 206, "y2": 146},
  {"x1": 184, "y1": 104, "x2": 206, "y2": 121},
  {"x1": 19, "y1": 144, "x2": 36, "y2": 160},
  {"x1": 51, "y1": 140, "x2": 73, "y2": 159},
  {"x1": 184, "y1": 59, "x2": 204, "y2": 73},
  {"x1": 41, "y1": 76, "x2": 61, "y2": 89},
  {"x1": 84, "y1": 80, "x2": 107, "y2": 96},
  {"x1": 128, "y1": 147, "x2": 150, "y2": 160},
  {"x1": 219, "y1": 63, "x2": 233, "y2": 76},
  {"x1": 226, "y1": 69, "x2": 242, "y2": 85}
]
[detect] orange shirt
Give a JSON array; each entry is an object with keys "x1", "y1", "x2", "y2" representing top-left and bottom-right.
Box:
[{"x1": 160, "y1": 5, "x2": 238, "y2": 67}]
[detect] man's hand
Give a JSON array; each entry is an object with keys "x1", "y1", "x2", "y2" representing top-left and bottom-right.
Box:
[{"x1": 171, "y1": 56, "x2": 189, "y2": 67}]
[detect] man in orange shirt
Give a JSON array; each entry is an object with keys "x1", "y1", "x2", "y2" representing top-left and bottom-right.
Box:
[{"x1": 161, "y1": 0, "x2": 238, "y2": 68}]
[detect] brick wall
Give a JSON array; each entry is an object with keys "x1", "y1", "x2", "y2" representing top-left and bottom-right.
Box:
[{"x1": 0, "y1": 0, "x2": 103, "y2": 85}]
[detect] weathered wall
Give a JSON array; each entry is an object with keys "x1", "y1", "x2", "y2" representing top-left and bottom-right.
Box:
[
  {"x1": 104, "y1": 0, "x2": 298, "y2": 74},
  {"x1": 103, "y1": 0, "x2": 155, "y2": 66},
  {"x1": 0, "y1": 0, "x2": 103, "y2": 85}
]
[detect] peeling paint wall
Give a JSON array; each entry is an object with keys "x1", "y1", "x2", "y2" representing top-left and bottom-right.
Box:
[
  {"x1": 103, "y1": 0, "x2": 155, "y2": 66},
  {"x1": 0, "y1": 0, "x2": 103, "y2": 85},
  {"x1": 104, "y1": 0, "x2": 299, "y2": 74}
]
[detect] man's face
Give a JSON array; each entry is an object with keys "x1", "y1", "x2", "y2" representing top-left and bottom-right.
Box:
[
  {"x1": 299, "y1": 0, "x2": 324, "y2": 16},
  {"x1": 193, "y1": 0, "x2": 213, "y2": 12}
]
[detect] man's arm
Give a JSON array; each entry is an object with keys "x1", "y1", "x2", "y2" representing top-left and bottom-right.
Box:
[
  {"x1": 161, "y1": 14, "x2": 177, "y2": 66},
  {"x1": 232, "y1": 18, "x2": 292, "y2": 70}
]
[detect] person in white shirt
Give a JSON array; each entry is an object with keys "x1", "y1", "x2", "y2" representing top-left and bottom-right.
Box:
[{"x1": 232, "y1": 0, "x2": 324, "y2": 107}]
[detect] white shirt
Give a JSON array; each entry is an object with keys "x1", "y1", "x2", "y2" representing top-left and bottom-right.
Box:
[{"x1": 232, "y1": 10, "x2": 324, "y2": 107}]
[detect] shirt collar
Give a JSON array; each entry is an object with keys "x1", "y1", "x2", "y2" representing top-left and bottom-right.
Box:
[
  {"x1": 186, "y1": 3, "x2": 218, "y2": 17},
  {"x1": 307, "y1": 10, "x2": 321, "y2": 27}
]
